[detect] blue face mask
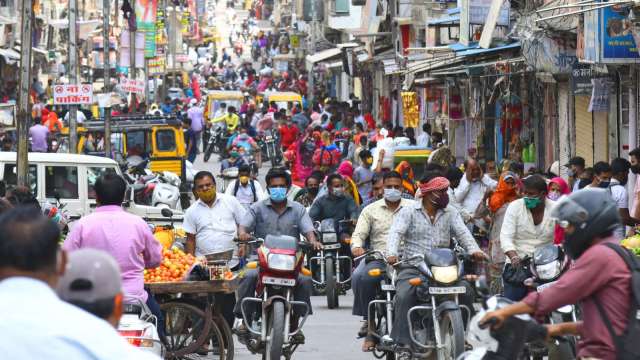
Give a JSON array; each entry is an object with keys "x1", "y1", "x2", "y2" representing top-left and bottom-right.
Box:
[{"x1": 269, "y1": 187, "x2": 287, "y2": 202}]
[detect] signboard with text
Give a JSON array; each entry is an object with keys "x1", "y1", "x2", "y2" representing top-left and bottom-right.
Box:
[
  {"x1": 53, "y1": 84, "x2": 93, "y2": 105},
  {"x1": 120, "y1": 78, "x2": 145, "y2": 94},
  {"x1": 583, "y1": 6, "x2": 640, "y2": 63}
]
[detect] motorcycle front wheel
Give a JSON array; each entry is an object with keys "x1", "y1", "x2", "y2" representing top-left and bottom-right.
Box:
[
  {"x1": 325, "y1": 257, "x2": 339, "y2": 309},
  {"x1": 263, "y1": 300, "x2": 285, "y2": 360},
  {"x1": 439, "y1": 309, "x2": 465, "y2": 360},
  {"x1": 270, "y1": 145, "x2": 278, "y2": 167},
  {"x1": 204, "y1": 144, "x2": 215, "y2": 162}
]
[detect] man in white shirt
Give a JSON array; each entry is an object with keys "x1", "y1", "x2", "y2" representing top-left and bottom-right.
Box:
[
  {"x1": 0, "y1": 206, "x2": 158, "y2": 360},
  {"x1": 184, "y1": 171, "x2": 246, "y2": 257},
  {"x1": 64, "y1": 109, "x2": 87, "y2": 124},
  {"x1": 416, "y1": 123, "x2": 431, "y2": 147},
  {"x1": 500, "y1": 175, "x2": 555, "y2": 301},
  {"x1": 609, "y1": 158, "x2": 640, "y2": 238},
  {"x1": 454, "y1": 158, "x2": 497, "y2": 230},
  {"x1": 225, "y1": 165, "x2": 266, "y2": 209}
]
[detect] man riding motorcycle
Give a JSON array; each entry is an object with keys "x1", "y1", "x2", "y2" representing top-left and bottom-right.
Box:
[
  {"x1": 481, "y1": 189, "x2": 633, "y2": 360},
  {"x1": 227, "y1": 126, "x2": 261, "y2": 168},
  {"x1": 235, "y1": 168, "x2": 322, "y2": 341},
  {"x1": 386, "y1": 173, "x2": 487, "y2": 353}
]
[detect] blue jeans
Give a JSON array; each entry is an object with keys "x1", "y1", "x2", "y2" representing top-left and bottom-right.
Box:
[{"x1": 146, "y1": 290, "x2": 165, "y2": 338}]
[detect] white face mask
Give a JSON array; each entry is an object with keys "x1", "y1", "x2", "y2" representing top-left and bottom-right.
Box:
[{"x1": 383, "y1": 188, "x2": 402, "y2": 202}]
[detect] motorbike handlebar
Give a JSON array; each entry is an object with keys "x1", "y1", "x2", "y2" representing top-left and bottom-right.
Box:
[
  {"x1": 354, "y1": 250, "x2": 385, "y2": 262},
  {"x1": 478, "y1": 317, "x2": 498, "y2": 330},
  {"x1": 392, "y1": 254, "x2": 424, "y2": 267}
]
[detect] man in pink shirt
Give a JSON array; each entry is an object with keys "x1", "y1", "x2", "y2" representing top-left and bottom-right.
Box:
[
  {"x1": 481, "y1": 189, "x2": 631, "y2": 360},
  {"x1": 63, "y1": 173, "x2": 163, "y2": 333}
]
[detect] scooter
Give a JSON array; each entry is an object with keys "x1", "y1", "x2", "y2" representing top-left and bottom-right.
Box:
[
  {"x1": 118, "y1": 301, "x2": 164, "y2": 357},
  {"x1": 523, "y1": 244, "x2": 577, "y2": 360},
  {"x1": 236, "y1": 236, "x2": 312, "y2": 360},
  {"x1": 459, "y1": 277, "x2": 570, "y2": 360},
  {"x1": 309, "y1": 219, "x2": 353, "y2": 309}
]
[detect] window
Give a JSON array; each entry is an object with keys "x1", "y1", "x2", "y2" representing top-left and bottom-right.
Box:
[
  {"x1": 45, "y1": 166, "x2": 79, "y2": 199},
  {"x1": 334, "y1": 0, "x2": 349, "y2": 14},
  {"x1": 3, "y1": 164, "x2": 37, "y2": 195},
  {"x1": 126, "y1": 131, "x2": 151, "y2": 157},
  {"x1": 87, "y1": 167, "x2": 118, "y2": 199},
  {"x1": 156, "y1": 129, "x2": 177, "y2": 152}
]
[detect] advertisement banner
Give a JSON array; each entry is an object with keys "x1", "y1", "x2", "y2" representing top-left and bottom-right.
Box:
[
  {"x1": 582, "y1": 6, "x2": 639, "y2": 63},
  {"x1": 120, "y1": 78, "x2": 145, "y2": 94},
  {"x1": 148, "y1": 57, "x2": 166, "y2": 75},
  {"x1": 53, "y1": 84, "x2": 93, "y2": 105},
  {"x1": 136, "y1": 0, "x2": 158, "y2": 58}
]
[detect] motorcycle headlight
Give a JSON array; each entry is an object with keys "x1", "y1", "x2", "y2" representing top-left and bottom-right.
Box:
[
  {"x1": 431, "y1": 265, "x2": 459, "y2": 284},
  {"x1": 267, "y1": 254, "x2": 296, "y2": 271},
  {"x1": 535, "y1": 260, "x2": 561, "y2": 281}
]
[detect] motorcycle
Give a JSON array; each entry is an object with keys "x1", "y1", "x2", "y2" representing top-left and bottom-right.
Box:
[
  {"x1": 258, "y1": 129, "x2": 282, "y2": 167},
  {"x1": 219, "y1": 166, "x2": 239, "y2": 193},
  {"x1": 118, "y1": 301, "x2": 164, "y2": 357},
  {"x1": 460, "y1": 277, "x2": 571, "y2": 360},
  {"x1": 236, "y1": 236, "x2": 312, "y2": 360},
  {"x1": 400, "y1": 248, "x2": 471, "y2": 360},
  {"x1": 309, "y1": 219, "x2": 354, "y2": 309},
  {"x1": 522, "y1": 244, "x2": 577, "y2": 360},
  {"x1": 204, "y1": 122, "x2": 227, "y2": 162},
  {"x1": 355, "y1": 250, "x2": 402, "y2": 360}
]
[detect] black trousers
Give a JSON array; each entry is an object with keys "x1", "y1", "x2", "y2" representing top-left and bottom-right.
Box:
[
  {"x1": 352, "y1": 259, "x2": 385, "y2": 319},
  {"x1": 233, "y1": 269, "x2": 313, "y2": 319},
  {"x1": 391, "y1": 268, "x2": 475, "y2": 347}
]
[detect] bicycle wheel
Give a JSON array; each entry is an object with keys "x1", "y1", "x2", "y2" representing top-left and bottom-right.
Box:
[
  {"x1": 210, "y1": 313, "x2": 235, "y2": 360},
  {"x1": 160, "y1": 301, "x2": 212, "y2": 359}
]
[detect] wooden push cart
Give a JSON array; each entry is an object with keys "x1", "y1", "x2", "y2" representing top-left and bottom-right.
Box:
[{"x1": 146, "y1": 277, "x2": 240, "y2": 359}]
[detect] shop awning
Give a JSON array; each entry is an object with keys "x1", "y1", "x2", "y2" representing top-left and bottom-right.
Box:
[
  {"x1": 0, "y1": 48, "x2": 21, "y2": 64},
  {"x1": 306, "y1": 48, "x2": 342, "y2": 64}
]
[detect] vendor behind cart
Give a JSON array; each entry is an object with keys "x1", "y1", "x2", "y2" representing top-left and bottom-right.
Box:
[
  {"x1": 183, "y1": 170, "x2": 246, "y2": 326},
  {"x1": 62, "y1": 173, "x2": 164, "y2": 336}
]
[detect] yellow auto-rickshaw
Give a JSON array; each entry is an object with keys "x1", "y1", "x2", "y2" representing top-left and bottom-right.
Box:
[
  {"x1": 80, "y1": 115, "x2": 187, "y2": 180},
  {"x1": 256, "y1": 91, "x2": 303, "y2": 114},
  {"x1": 205, "y1": 90, "x2": 245, "y2": 122}
]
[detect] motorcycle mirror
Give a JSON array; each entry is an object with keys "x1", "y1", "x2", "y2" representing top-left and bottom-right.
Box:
[{"x1": 161, "y1": 208, "x2": 174, "y2": 218}]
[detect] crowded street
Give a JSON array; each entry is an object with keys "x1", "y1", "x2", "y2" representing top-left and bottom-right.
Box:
[{"x1": 3, "y1": 0, "x2": 640, "y2": 359}]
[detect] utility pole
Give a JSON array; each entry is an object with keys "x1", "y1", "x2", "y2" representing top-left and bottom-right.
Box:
[
  {"x1": 16, "y1": 0, "x2": 34, "y2": 187},
  {"x1": 130, "y1": 20, "x2": 137, "y2": 113},
  {"x1": 172, "y1": 6, "x2": 178, "y2": 88},
  {"x1": 306, "y1": 0, "x2": 316, "y2": 103},
  {"x1": 144, "y1": 58, "x2": 150, "y2": 107},
  {"x1": 69, "y1": 0, "x2": 79, "y2": 153},
  {"x1": 103, "y1": 0, "x2": 112, "y2": 158}
]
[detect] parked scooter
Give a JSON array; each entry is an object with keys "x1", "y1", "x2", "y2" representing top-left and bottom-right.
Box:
[
  {"x1": 118, "y1": 301, "x2": 164, "y2": 357},
  {"x1": 236, "y1": 236, "x2": 313, "y2": 360},
  {"x1": 309, "y1": 219, "x2": 354, "y2": 309}
]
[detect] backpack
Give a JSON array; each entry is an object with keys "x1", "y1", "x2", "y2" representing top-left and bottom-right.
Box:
[
  {"x1": 593, "y1": 242, "x2": 640, "y2": 360},
  {"x1": 233, "y1": 179, "x2": 257, "y2": 202}
]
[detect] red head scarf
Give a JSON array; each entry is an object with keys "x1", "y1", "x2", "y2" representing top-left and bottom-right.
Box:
[{"x1": 488, "y1": 172, "x2": 519, "y2": 213}]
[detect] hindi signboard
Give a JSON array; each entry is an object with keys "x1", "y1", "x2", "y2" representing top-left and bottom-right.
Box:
[
  {"x1": 53, "y1": 84, "x2": 93, "y2": 105},
  {"x1": 120, "y1": 78, "x2": 145, "y2": 94}
]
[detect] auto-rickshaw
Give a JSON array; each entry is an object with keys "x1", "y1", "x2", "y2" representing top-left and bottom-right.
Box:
[
  {"x1": 392, "y1": 145, "x2": 432, "y2": 183},
  {"x1": 78, "y1": 115, "x2": 187, "y2": 180},
  {"x1": 256, "y1": 91, "x2": 303, "y2": 114},
  {"x1": 205, "y1": 90, "x2": 245, "y2": 122}
]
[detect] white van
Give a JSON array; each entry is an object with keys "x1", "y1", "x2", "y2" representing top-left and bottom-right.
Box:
[{"x1": 0, "y1": 152, "x2": 183, "y2": 222}]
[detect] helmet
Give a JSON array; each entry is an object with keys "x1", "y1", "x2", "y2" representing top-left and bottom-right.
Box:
[{"x1": 551, "y1": 188, "x2": 621, "y2": 259}]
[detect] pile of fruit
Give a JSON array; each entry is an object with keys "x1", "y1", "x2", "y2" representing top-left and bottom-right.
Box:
[
  {"x1": 144, "y1": 247, "x2": 197, "y2": 283},
  {"x1": 621, "y1": 235, "x2": 640, "y2": 256}
]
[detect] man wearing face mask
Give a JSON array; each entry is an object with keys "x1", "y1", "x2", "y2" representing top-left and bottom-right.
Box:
[
  {"x1": 387, "y1": 172, "x2": 487, "y2": 352},
  {"x1": 565, "y1": 156, "x2": 586, "y2": 192},
  {"x1": 500, "y1": 175, "x2": 556, "y2": 301},
  {"x1": 309, "y1": 173, "x2": 359, "y2": 239},
  {"x1": 350, "y1": 171, "x2": 413, "y2": 351},
  {"x1": 609, "y1": 158, "x2": 640, "y2": 239},
  {"x1": 293, "y1": 171, "x2": 323, "y2": 208},
  {"x1": 235, "y1": 168, "x2": 321, "y2": 340},
  {"x1": 225, "y1": 165, "x2": 266, "y2": 209},
  {"x1": 353, "y1": 150, "x2": 376, "y2": 204},
  {"x1": 587, "y1": 161, "x2": 613, "y2": 190}
]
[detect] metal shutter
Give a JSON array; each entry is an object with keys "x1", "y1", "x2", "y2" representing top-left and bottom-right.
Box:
[
  {"x1": 574, "y1": 95, "x2": 594, "y2": 166},
  {"x1": 593, "y1": 111, "x2": 608, "y2": 163}
]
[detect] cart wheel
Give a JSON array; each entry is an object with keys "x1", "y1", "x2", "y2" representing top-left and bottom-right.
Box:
[
  {"x1": 160, "y1": 301, "x2": 213, "y2": 359},
  {"x1": 208, "y1": 314, "x2": 235, "y2": 360}
]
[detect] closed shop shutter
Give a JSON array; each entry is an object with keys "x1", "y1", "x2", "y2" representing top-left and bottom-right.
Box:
[
  {"x1": 593, "y1": 111, "x2": 608, "y2": 163},
  {"x1": 575, "y1": 95, "x2": 594, "y2": 166}
]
